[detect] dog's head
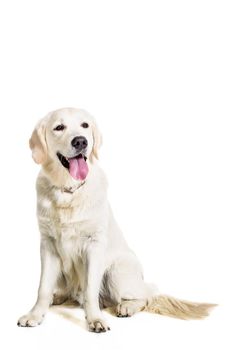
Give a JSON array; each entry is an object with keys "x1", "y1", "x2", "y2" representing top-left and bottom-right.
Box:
[{"x1": 29, "y1": 108, "x2": 102, "y2": 182}]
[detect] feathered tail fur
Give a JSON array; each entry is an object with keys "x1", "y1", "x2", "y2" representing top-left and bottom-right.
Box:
[{"x1": 144, "y1": 295, "x2": 217, "y2": 320}]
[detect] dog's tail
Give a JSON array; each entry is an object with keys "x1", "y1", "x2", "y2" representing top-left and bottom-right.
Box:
[{"x1": 144, "y1": 295, "x2": 217, "y2": 320}]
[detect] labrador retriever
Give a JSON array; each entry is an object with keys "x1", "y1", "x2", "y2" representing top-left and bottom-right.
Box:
[{"x1": 17, "y1": 108, "x2": 215, "y2": 332}]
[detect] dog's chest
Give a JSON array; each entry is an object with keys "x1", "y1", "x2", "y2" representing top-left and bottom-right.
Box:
[
  {"x1": 39, "y1": 196, "x2": 98, "y2": 281},
  {"x1": 38, "y1": 190, "x2": 102, "y2": 245}
]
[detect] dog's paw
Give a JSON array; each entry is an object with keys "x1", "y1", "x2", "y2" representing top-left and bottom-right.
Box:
[
  {"x1": 88, "y1": 318, "x2": 110, "y2": 333},
  {"x1": 17, "y1": 313, "x2": 44, "y2": 327},
  {"x1": 116, "y1": 301, "x2": 136, "y2": 317}
]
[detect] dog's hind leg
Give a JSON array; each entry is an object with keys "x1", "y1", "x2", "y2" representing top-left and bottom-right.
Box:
[{"x1": 105, "y1": 252, "x2": 158, "y2": 317}]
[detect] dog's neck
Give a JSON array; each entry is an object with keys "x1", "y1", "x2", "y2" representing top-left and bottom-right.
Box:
[{"x1": 61, "y1": 180, "x2": 86, "y2": 194}]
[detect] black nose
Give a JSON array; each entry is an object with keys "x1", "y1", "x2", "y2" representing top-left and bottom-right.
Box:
[{"x1": 71, "y1": 136, "x2": 88, "y2": 150}]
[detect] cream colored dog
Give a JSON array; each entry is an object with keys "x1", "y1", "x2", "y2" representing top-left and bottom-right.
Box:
[{"x1": 17, "y1": 108, "x2": 215, "y2": 332}]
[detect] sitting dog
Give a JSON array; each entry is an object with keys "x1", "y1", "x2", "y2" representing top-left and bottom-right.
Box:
[{"x1": 17, "y1": 108, "x2": 215, "y2": 332}]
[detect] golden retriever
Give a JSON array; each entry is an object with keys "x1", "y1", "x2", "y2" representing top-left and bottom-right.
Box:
[{"x1": 17, "y1": 108, "x2": 215, "y2": 332}]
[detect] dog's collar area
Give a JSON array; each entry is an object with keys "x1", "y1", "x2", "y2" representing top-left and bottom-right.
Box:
[{"x1": 61, "y1": 180, "x2": 86, "y2": 194}]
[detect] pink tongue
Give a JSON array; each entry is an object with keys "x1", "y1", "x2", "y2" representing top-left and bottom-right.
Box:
[{"x1": 69, "y1": 157, "x2": 89, "y2": 180}]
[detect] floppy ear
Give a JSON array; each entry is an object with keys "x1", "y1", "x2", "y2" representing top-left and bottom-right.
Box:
[
  {"x1": 29, "y1": 118, "x2": 48, "y2": 164},
  {"x1": 91, "y1": 120, "x2": 102, "y2": 161}
]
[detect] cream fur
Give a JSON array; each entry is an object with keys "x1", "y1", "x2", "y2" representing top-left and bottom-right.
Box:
[{"x1": 17, "y1": 108, "x2": 215, "y2": 332}]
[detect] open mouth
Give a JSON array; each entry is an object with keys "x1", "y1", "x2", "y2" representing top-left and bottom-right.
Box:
[{"x1": 57, "y1": 152, "x2": 88, "y2": 181}]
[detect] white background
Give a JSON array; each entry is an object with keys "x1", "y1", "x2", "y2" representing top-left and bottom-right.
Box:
[{"x1": 0, "y1": 0, "x2": 232, "y2": 349}]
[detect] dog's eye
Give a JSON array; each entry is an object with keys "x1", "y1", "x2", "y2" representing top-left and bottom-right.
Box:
[
  {"x1": 81, "y1": 122, "x2": 89, "y2": 128},
  {"x1": 54, "y1": 124, "x2": 66, "y2": 131}
]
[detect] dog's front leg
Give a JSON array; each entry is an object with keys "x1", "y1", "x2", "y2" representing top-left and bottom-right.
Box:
[
  {"x1": 84, "y1": 241, "x2": 110, "y2": 333},
  {"x1": 17, "y1": 239, "x2": 60, "y2": 327}
]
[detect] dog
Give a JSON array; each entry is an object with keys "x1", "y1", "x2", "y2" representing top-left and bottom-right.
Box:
[{"x1": 17, "y1": 108, "x2": 215, "y2": 332}]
